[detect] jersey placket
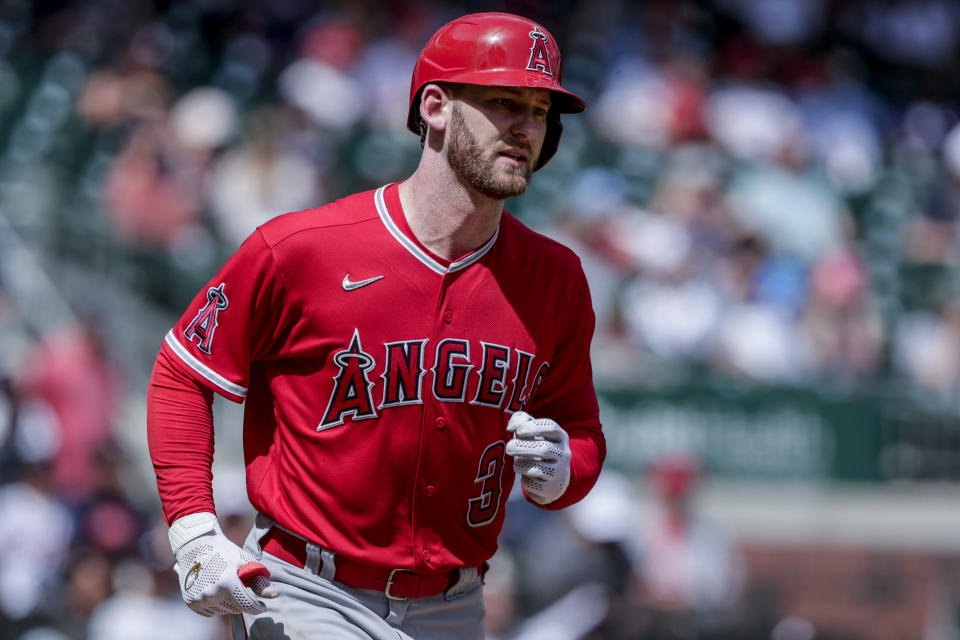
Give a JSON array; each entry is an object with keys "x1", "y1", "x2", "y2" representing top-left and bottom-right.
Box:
[
  {"x1": 375, "y1": 183, "x2": 501, "y2": 572},
  {"x1": 411, "y1": 270, "x2": 457, "y2": 572}
]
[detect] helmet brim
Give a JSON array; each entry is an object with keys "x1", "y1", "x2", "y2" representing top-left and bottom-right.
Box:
[{"x1": 406, "y1": 76, "x2": 586, "y2": 134}]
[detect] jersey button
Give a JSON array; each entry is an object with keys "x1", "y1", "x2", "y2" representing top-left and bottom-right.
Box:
[
  {"x1": 443, "y1": 310, "x2": 453, "y2": 323},
  {"x1": 425, "y1": 485, "x2": 437, "y2": 496},
  {"x1": 435, "y1": 417, "x2": 446, "y2": 429}
]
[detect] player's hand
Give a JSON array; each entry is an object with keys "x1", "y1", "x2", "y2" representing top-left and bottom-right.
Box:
[
  {"x1": 168, "y1": 512, "x2": 278, "y2": 617},
  {"x1": 505, "y1": 411, "x2": 571, "y2": 505}
]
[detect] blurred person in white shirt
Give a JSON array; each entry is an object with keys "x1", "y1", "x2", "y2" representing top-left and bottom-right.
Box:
[
  {"x1": 633, "y1": 455, "x2": 746, "y2": 639},
  {"x1": 0, "y1": 392, "x2": 72, "y2": 632}
]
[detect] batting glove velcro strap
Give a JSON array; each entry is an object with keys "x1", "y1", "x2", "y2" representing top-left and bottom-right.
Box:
[
  {"x1": 505, "y1": 411, "x2": 571, "y2": 505},
  {"x1": 169, "y1": 512, "x2": 278, "y2": 617}
]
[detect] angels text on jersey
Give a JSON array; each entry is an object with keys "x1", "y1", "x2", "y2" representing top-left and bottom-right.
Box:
[{"x1": 320, "y1": 328, "x2": 549, "y2": 430}]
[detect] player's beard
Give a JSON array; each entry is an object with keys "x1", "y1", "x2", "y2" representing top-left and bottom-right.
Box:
[{"x1": 446, "y1": 104, "x2": 533, "y2": 200}]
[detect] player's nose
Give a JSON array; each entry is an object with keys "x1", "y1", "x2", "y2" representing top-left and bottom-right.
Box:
[{"x1": 509, "y1": 109, "x2": 542, "y2": 140}]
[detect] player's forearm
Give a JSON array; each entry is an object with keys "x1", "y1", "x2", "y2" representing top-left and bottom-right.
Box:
[
  {"x1": 147, "y1": 349, "x2": 217, "y2": 525},
  {"x1": 535, "y1": 420, "x2": 605, "y2": 510}
]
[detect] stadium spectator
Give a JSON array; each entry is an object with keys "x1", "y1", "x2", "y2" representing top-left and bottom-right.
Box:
[{"x1": 632, "y1": 455, "x2": 746, "y2": 640}]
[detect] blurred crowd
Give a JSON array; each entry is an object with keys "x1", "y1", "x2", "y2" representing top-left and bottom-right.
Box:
[{"x1": 1, "y1": 0, "x2": 960, "y2": 638}]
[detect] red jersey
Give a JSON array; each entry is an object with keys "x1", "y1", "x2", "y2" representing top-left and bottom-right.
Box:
[{"x1": 150, "y1": 182, "x2": 605, "y2": 573}]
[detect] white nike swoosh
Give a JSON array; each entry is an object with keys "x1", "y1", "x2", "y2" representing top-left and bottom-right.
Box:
[{"x1": 342, "y1": 274, "x2": 384, "y2": 291}]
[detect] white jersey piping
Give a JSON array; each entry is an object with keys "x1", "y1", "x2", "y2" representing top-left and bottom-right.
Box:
[
  {"x1": 164, "y1": 330, "x2": 248, "y2": 398},
  {"x1": 374, "y1": 185, "x2": 498, "y2": 275}
]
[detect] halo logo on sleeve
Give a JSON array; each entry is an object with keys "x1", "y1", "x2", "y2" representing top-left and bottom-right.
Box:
[{"x1": 184, "y1": 283, "x2": 229, "y2": 354}]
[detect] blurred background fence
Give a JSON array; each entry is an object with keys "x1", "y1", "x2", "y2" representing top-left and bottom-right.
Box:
[{"x1": 2, "y1": 0, "x2": 960, "y2": 639}]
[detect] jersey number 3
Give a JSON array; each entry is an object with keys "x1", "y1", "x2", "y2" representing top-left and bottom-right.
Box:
[{"x1": 467, "y1": 441, "x2": 505, "y2": 528}]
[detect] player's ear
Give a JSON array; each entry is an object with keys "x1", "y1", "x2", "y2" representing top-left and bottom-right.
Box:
[{"x1": 419, "y1": 83, "x2": 453, "y2": 135}]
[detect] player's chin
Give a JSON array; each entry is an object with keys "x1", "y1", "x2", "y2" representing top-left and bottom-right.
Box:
[
  {"x1": 493, "y1": 173, "x2": 530, "y2": 198},
  {"x1": 495, "y1": 162, "x2": 532, "y2": 187}
]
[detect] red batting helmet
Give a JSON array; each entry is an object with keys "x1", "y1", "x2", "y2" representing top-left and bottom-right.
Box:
[{"x1": 407, "y1": 12, "x2": 586, "y2": 170}]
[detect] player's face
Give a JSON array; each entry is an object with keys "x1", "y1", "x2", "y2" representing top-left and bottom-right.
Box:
[{"x1": 446, "y1": 86, "x2": 551, "y2": 200}]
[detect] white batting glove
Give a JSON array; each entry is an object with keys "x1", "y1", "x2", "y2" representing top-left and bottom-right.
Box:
[
  {"x1": 169, "y1": 512, "x2": 278, "y2": 617},
  {"x1": 505, "y1": 411, "x2": 571, "y2": 505}
]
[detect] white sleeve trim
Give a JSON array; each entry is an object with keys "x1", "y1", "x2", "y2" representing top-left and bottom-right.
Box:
[{"x1": 165, "y1": 330, "x2": 248, "y2": 398}]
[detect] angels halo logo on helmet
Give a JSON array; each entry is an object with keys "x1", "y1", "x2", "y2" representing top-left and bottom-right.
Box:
[
  {"x1": 407, "y1": 12, "x2": 586, "y2": 171},
  {"x1": 526, "y1": 28, "x2": 553, "y2": 75}
]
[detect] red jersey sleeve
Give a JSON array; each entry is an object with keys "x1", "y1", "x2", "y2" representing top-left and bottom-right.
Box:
[
  {"x1": 160, "y1": 229, "x2": 293, "y2": 402},
  {"x1": 147, "y1": 347, "x2": 216, "y2": 525},
  {"x1": 526, "y1": 261, "x2": 605, "y2": 510},
  {"x1": 149, "y1": 227, "x2": 299, "y2": 524}
]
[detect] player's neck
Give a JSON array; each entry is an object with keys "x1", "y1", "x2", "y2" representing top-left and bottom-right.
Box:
[{"x1": 398, "y1": 166, "x2": 504, "y2": 262}]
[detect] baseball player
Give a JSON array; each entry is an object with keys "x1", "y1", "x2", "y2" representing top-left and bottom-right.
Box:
[{"x1": 147, "y1": 12, "x2": 605, "y2": 640}]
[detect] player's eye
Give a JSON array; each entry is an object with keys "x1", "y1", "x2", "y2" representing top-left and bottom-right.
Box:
[
  {"x1": 494, "y1": 97, "x2": 515, "y2": 108},
  {"x1": 533, "y1": 107, "x2": 548, "y2": 119}
]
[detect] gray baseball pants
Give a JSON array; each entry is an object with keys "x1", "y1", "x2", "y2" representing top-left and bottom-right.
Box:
[{"x1": 231, "y1": 515, "x2": 486, "y2": 640}]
